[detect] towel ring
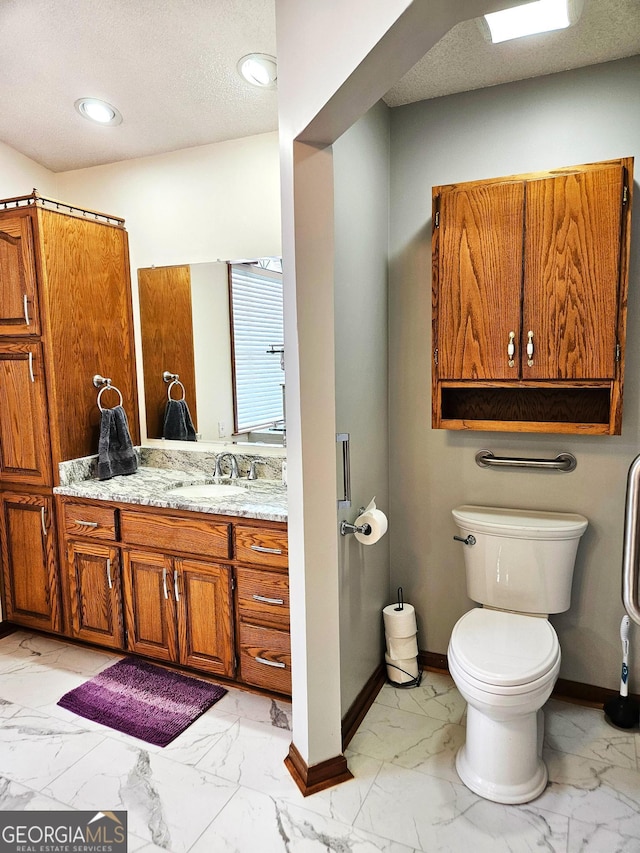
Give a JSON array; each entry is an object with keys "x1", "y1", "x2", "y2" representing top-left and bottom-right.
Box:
[
  {"x1": 97, "y1": 383, "x2": 123, "y2": 411},
  {"x1": 163, "y1": 370, "x2": 186, "y2": 402},
  {"x1": 93, "y1": 375, "x2": 123, "y2": 412},
  {"x1": 167, "y1": 379, "x2": 186, "y2": 402}
]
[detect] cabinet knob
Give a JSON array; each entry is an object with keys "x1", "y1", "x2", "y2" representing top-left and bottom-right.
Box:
[
  {"x1": 507, "y1": 331, "x2": 515, "y2": 367},
  {"x1": 527, "y1": 330, "x2": 534, "y2": 367}
]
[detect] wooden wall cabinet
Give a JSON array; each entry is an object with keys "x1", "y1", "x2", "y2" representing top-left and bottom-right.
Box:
[
  {"x1": 0, "y1": 192, "x2": 139, "y2": 636},
  {"x1": 432, "y1": 158, "x2": 633, "y2": 434}
]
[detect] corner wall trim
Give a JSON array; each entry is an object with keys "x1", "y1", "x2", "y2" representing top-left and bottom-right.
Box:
[{"x1": 284, "y1": 742, "x2": 353, "y2": 797}]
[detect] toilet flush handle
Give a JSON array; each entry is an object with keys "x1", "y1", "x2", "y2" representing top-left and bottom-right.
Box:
[{"x1": 453, "y1": 534, "x2": 476, "y2": 546}]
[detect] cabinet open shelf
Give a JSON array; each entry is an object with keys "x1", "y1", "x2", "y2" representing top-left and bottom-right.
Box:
[{"x1": 436, "y1": 382, "x2": 615, "y2": 435}]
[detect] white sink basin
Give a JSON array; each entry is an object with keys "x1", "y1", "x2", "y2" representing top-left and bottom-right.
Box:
[{"x1": 166, "y1": 483, "x2": 246, "y2": 499}]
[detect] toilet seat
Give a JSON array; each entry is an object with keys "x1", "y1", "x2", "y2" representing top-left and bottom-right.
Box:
[{"x1": 449, "y1": 609, "x2": 560, "y2": 691}]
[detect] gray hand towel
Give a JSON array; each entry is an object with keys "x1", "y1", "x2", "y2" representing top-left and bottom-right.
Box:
[
  {"x1": 163, "y1": 399, "x2": 197, "y2": 441},
  {"x1": 98, "y1": 405, "x2": 138, "y2": 480}
]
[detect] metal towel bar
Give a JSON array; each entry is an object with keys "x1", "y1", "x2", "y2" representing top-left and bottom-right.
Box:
[{"x1": 475, "y1": 449, "x2": 577, "y2": 472}]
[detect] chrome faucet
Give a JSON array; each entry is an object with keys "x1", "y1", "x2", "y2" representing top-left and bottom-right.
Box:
[{"x1": 214, "y1": 453, "x2": 239, "y2": 479}]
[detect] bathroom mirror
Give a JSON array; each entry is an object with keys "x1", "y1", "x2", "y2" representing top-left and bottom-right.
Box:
[{"x1": 137, "y1": 259, "x2": 285, "y2": 445}]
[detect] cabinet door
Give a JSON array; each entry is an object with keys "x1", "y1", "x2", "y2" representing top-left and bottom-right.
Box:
[
  {"x1": 175, "y1": 558, "x2": 235, "y2": 677},
  {"x1": 0, "y1": 492, "x2": 60, "y2": 632},
  {"x1": 0, "y1": 342, "x2": 51, "y2": 486},
  {"x1": 67, "y1": 541, "x2": 123, "y2": 648},
  {"x1": 435, "y1": 180, "x2": 524, "y2": 380},
  {"x1": 0, "y1": 213, "x2": 40, "y2": 336},
  {"x1": 523, "y1": 164, "x2": 624, "y2": 380},
  {"x1": 121, "y1": 549, "x2": 178, "y2": 662}
]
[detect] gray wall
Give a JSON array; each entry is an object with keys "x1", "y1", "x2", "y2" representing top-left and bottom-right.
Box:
[
  {"x1": 334, "y1": 101, "x2": 391, "y2": 713},
  {"x1": 388, "y1": 55, "x2": 640, "y2": 690}
]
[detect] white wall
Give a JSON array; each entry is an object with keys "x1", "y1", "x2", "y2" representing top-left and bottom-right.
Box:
[
  {"x1": 0, "y1": 140, "x2": 58, "y2": 198},
  {"x1": 389, "y1": 55, "x2": 640, "y2": 691},
  {"x1": 334, "y1": 102, "x2": 391, "y2": 714}
]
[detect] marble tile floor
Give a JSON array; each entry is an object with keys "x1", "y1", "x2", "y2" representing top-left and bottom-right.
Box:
[{"x1": 0, "y1": 630, "x2": 638, "y2": 852}]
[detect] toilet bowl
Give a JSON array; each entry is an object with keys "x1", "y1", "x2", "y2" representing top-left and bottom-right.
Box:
[
  {"x1": 448, "y1": 608, "x2": 560, "y2": 803},
  {"x1": 449, "y1": 505, "x2": 588, "y2": 804}
]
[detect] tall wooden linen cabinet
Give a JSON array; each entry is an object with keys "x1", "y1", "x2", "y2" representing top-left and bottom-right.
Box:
[
  {"x1": 431, "y1": 158, "x2": 633, "y2": 434},
  {"x1": 0, "y1": 192, "x2": 139, "y2": 633}
]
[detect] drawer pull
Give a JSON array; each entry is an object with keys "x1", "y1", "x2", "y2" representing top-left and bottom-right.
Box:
[
  {"x1": 250, "y1": 545, "x2": 282, "y2": 555},
  {"x1": 74, "y1": 519, "x2": 99, "y2": 528},
  {"x1": 23, "y1": 294, "x2": 30, "y2": 326},
  {"x1": 255, "y1": 656, "x2": 286, "y2": 669},
  {"x1": 28, "y1": 351, "x2": 35, "y2": 383},
  {"x1": 173, "y1": 569, "x2": 180, "y2": 602},
  {"x1": 252, "y1": 594, "x2": 285, "y2": 606},
  {"x1": 41, "y1": 506, "x2": 47, "y2": 537},
  {"x1": 162, "y1": 567, "x2": 169, "y2": 600},
  {"x1": 106, "y1": 558, "x2": 113, "y2": 590}
]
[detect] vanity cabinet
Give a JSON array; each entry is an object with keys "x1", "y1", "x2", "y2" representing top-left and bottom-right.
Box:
[
  {"x1": 119, "y1": 509, "x2": 235, "y2": 677},
  {"x1": 235, "y1": 524, "x2": 291, "y2": 694},
  {"x1": 62, "y1": 502, "x2": 122, "y2": 647},
  {"x1": 57, "y1": 496, "x2": 290, "y2": 695},
  {"x1": 0, "y1": 192, "x2": 139, "y2": 636},
  {"x1": 67, "y1": 541, "x2": 123, "y2": 649},
  {"x1": 0, "y1": 492, "x2": 61, "y2": 632},
  {"x1": 122, "y1": 550, "x2": 235, "y2": 677},
  {"x1": 432, "y1": 158, "x2": 633, "y2": 434}
]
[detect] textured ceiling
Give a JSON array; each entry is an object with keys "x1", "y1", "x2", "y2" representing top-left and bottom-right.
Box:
[
  {"x1": 384, "y1": 0, "x2": 640, "y2": 106},
  {"x1": 0, "y1": 0, "x2": 638, "y2": 173}
]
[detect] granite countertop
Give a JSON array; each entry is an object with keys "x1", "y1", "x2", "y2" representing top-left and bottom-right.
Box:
[{"x1": 54, "y1": 465, "x2": 288, "y2": 523}]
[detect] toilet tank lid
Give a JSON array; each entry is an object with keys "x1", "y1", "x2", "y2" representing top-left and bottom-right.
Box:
[{"x1": 452, "y1": 505, "x2": 588, "y2": 540}]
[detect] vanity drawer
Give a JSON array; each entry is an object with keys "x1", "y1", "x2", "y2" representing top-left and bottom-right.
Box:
[
  {"x1": 236, "y1": 567, "x2": 289, "y2": 628},
  {"x1": 234, "y1": 524, "x2": 288, "y2": 569},
  {"x1": 239, "y1": 623, "x2": 291, "y2": 694},
  {"x1": 62, "y1": 503, "x2": 117, "y2": 540},
  {"x1": 120, "y1": 510, "x2": 231, "y2": 559}
]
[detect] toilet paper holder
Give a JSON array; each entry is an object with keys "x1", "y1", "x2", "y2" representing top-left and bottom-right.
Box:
[{"x1": 340, "y1": 507, "x2": 372, "y2": 537}]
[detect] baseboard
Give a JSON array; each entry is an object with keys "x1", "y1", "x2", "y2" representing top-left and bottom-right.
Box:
[
  {"x1": 0, "y1": 622, "x2": 18, "y2": 639},
  {"x1": 419, "y1": 650, "x2": 448, "y2": 672},
  {"x1": 284, "y1": 742, "x2": 353, "y2": 796},
  {"x1": 341, "y1": 663, "x2": 386, "y2": 750},
  {"x1": 419, "y1": 649, "x2": 640, "y2": 705}
]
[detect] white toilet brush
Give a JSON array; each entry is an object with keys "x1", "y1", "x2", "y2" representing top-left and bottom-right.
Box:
[{"x1": 604, "y1": 615, "x2": 639, "y2": 729}]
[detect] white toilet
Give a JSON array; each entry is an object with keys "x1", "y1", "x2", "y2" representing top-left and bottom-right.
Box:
[{"x1": 448, "y1": 505, "x2": 588, "y2": 805}]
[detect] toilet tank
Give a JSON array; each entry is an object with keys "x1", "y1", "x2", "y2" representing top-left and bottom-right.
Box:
[{"x1": 452, "y1": 505, "x2": 588, "y2": 614}]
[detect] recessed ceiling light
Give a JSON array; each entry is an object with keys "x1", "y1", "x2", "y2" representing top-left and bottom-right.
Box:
[
  {"x1": 483, "y1": 0, "x2": 581, "y2": 44},
  {"x1": 74, "y1": 98, "x2": 123, "y2": 126},
  {"x1": 237, "y1": 54, "x2": 277, "y2": 89}
]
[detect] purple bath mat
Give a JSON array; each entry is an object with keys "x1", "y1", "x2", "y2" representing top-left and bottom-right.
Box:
[{"x1": 58, "y1": 658, "x2": 227, "y2": 746}]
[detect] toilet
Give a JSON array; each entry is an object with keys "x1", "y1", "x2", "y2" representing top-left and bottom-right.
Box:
[{"x1": 448, "y1": 505, "x2": 588, "y2": 805}]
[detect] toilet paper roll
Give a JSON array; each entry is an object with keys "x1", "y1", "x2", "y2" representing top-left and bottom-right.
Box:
[
  {"x1": 387, "y1": 634, "x2": 419, "y2": 660},
  {"x1": 385, "y1": 652, "x2": 419, "y2": 684},
  {"x1": 354, "y1": 497, "x2": 388, "y2": 545},
  {"x1": 383, "y1": 603, "x2": 417, "y2": 638}
]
